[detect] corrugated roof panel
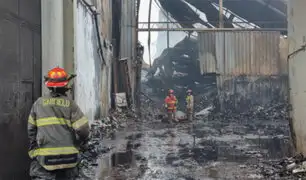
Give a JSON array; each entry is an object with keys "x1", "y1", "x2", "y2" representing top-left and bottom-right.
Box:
[{"x1": 198, "y1": 31, "x2": 283, "y2": 76}]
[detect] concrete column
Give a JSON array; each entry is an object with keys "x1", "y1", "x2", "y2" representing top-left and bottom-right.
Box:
[
  {"x1": 41, "y1": 0, "x2": 74, "y2": 95},
  {"x1": 288, "y1": 0, "x2": 306, "y2": 154},
  {"x1": 41, "y1": 0, "x2": 64, "y2": 94},
  {"x1": 63, "y1": 0, "x2": 75, "y2": 74}
]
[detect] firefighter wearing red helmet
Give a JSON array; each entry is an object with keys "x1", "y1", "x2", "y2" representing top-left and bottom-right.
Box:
[
  {"x1": 28, "y1": 67, "x2": 90, "y2": 179},
  {"x1": 164, "y1": 89, "x2": 178, "y2": 122},
  {"x1": 186, "y1": 89, "x2": 194, "y2": 121}
]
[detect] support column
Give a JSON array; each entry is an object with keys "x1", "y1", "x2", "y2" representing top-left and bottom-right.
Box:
[
  {"x1": 41, "y1": 0, "x2": 74, "y2": 95},
  {"x1": 41, "y1": 0, "x2": 64, "y2": 94},
  {"x1": 288, "y1": 0, "x2": 306, "y2": 155},
  {"x1": 63, "y1": 0, "x2": 75, "y2": 75}
]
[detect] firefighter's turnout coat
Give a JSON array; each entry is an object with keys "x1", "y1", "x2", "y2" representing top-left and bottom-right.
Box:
[
  {"x1": 164, "y1": 95, "x2": 178, "y2": 112},
  {"x1": 27, "y1": 94, "x2": 90, "y2": 171},
  {"x1": 186, "y1": 95, "x2": 194, "y2": 111}
]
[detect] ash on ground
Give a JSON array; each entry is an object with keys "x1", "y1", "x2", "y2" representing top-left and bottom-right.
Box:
[
  {"x1": 75, "y1": 92, "x2": 302, "y2": 180},
  {"x1": 76, "y1": 65, "x2": 299, "y2": 180}
]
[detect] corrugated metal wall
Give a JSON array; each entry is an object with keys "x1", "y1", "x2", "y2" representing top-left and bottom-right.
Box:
[
  {"x1": 198, "y1": 31, "x2": 288, "y2": 111},
  {"x1": 0, "y1": 0, "x2": 41, "y2": 179},
  {"x1": 99, "y1": 0, "x2": 112, "y2": 41},
  {"x1": 120, "y1": 0, "x2": 137, "y2": 103},
  {"x1": 97, "y1": 0, "x2": 112, "y2": 117},
  {"x1": 199, "y1": 31, "x2": 286, "y2": 75}
]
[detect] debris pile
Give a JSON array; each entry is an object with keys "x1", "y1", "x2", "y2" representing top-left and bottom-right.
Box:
[
  {"x1": 193, "y1": 88, "x2": 218, "y2": 113},
  {"x1": 261, "y1": 154, "x2": 306, "y2": 179},
  {"x1": 78, "y1": 120, "x2": 112, "y2": 178},
  {"x1": 76, "y1": 88, "x2": 292, "y2": 179},
  {"x1": 78, "y1": 110, "x2": 139, "y2": 179},
  {"x1": 219, "y1": 75, "x2": 288, "y2": 112},
  {"x1": 144, "y1": 37, "x2": 209, "y2": 98},
  {"x1": 144, "y1": 43, "x2": 288, "y2": 113}
]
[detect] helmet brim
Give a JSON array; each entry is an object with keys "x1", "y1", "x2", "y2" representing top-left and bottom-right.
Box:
[{"x1": 45, "y1": 81, "x2": 69, "y2": 88}]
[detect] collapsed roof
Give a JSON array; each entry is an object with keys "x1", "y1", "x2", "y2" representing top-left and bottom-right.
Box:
[
  {"x1": 157, "y1": 0, "x2": 287, "y2": 33},
  {"x1": 143, "y1": 0, "x2": 288, "y2": 109}
]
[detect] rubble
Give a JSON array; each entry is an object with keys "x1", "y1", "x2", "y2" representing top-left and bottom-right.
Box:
[
  {"x1": 144, "y1": 37, "x2": 210, "y2": 99},
  {"x1": 78, "y1": 109, "x2": 139, "y2": 179},
  {"x1": 195, "y1": 105, "x2": 213, "y2": 117},
  {"x1": 78, "y1": 120, "x2": 111, "y2": 178},
  {"x1": 130, "y1": 90, "x2": 295, "y2": 179},
  {"x1": 76, "y1": 80, "x2": 296, "y2": 179},
  {"x1": 260, "y1": 153, "x2": 306, "y2": 179}
]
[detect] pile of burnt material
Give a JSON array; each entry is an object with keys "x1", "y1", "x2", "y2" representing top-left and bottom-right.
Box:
[
  {"x1": 146, "y1": 37, "x2": 202, "y2": 93},
  {"x1": 261, "y1": 153, "x2": 306, "y2": 179},
  {"x1": 78, "y1": 110, "x2": 140, "y2": 179},
  {"x1": 144, "y1": 36, "x2": 218, "y2": 109},
  {"x1": 217, "y1": 75, "x2": 288, "y2": 113},
  {"x1": 143, "y1": 36, "x2": 288, "y2": 114},
  {"x1": 210, "y1": 102, "x2": 289, "y2": 124},
  {"x1": 78, "y1": 120, "x2": 112, "y2": 178}
]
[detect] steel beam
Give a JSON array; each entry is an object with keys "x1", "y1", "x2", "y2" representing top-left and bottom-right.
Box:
[
  {"x1": 254, "y1": 0, "x2": 286, "y2": 17},
  {"x1": 137, "y1": 27, "x2": 287, "y2": 32},
  {"x1": 219, "y1": 0, "x2": 224, "y2": 28}
]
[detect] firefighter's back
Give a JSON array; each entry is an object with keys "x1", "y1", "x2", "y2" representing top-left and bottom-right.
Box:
[{"x1": 34, "y1": 95, "x2": 76, "y2": 150}]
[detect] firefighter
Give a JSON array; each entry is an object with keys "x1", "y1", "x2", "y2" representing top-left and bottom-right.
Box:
[
  {"x1": 186, "y1": 89, "x2": 194, "y2": 121},
  {"x1": 28, "y1": 67, "x2": 90, "y2": 180},
  {"x1": 164, "y1": 89, "x2": 178, "y2": 122}
]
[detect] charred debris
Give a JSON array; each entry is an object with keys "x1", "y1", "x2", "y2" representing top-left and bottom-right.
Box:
[{"x1": 140, "y1": 32, "x2": 303, "y2": 179}]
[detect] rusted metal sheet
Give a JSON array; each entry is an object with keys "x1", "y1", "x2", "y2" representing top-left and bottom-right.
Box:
[
  {"x1": 98, "y1": 0, "x2": 112, "y2": 41},
  {"x1": 120, "y1": 0, "x2": 137, "y2": 103},
  {"x1": 100, "y1": 44, "x2": 112, "y2": 117},
  {"x1": 98, "y1": 0, "x2": 112, "y2": 116},
  {"x1": 199, "y1": 31, "x2": 282, "y2": 76},
  {"x1": 279, "y1": 37, "x2": 288, "y2": 74},
  {"x1": 198, "y1": 32, "x2": 216, "y2": 73},
  {"x1": 120, "y1": 0, "x2": 136, "y2": 61},
  {"x1": 198, "y1": 31, "x2": 288, "y2": 111},
  {"x1": 0, "y1": 0, "x2": 41, "y2": 179}
]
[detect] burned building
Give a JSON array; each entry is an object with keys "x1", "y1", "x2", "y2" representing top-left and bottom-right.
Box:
[{"x1": 144, "y1": 0, "x2": 288, "y2": 111}]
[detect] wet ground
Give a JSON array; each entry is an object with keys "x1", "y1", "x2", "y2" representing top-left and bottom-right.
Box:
[
  {"x1": 89, "y1": 107, "x2": 292, "y2": 180},
  {"x1": 139, "y1": 120, "x2": 290, "y2": 180}
]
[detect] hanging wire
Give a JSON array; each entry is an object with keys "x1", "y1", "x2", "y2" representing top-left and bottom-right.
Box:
[{"x1": 79, "y1": 0, "x2": 106, "y2": 65}]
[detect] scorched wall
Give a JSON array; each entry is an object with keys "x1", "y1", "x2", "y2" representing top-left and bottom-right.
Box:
[{"x1": 42, "y1": 0, "x2": 112, "y2": 123}]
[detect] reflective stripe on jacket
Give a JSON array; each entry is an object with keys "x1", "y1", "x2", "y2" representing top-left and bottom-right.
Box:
[
  {"x1": 164, "y1": 95, "x2": 178, "y2": 110},
  {"x1": 27, "y1": 94, "x2": 90, "y2": 171},
  {"x1": 186, "y1": 95, "x2": 194, "y2": 110}
]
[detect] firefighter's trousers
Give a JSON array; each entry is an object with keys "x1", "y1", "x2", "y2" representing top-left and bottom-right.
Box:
[
  {"x1": 187, "y1": 108, "x2": 193, "y2": 121},
  {"x1": 30, "y1": 160, "x2": 78, "y2": 180},
  {"x1": 167, "y1": 110, "x2": 176, "y2": 122}
]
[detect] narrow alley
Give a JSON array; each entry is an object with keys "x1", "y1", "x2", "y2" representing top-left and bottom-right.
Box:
[{"x1": 1, "y1": 0, "x2": 306, "y2": 180}]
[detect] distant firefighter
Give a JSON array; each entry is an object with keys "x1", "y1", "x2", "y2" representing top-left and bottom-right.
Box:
[
  {"x1": 186, "y1": 89, "x2": 194, "y2": 121},
  {"x1": 164, "y1": 89, "x2": 178, "y2": 123}
]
